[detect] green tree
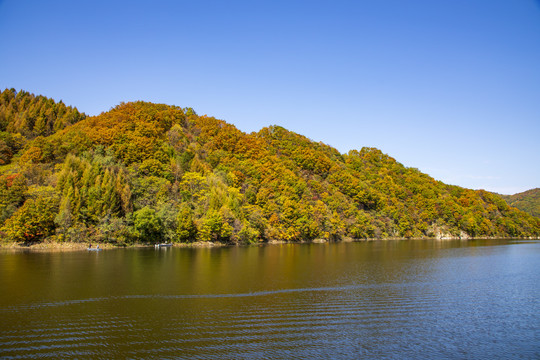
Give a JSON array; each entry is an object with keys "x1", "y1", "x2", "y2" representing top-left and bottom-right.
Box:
[
  {"x1": 55, "y1": 197, "x2": 73, "y2": 241},
  {"x1": 176, "y1": 205, "x2": 197, "y2": 242},
  {"x1": 198, "y1": 210, "x2": 232, "y2": 242},
  {"x1": 2, "y1": 196, "x2": 59, "y2": 243},
  {"x1": 0, "y1": 174, "x2": 27, "y2": 224},
  {"x1": 133, "y1": 206, "x2": 163, "y2": 241}
]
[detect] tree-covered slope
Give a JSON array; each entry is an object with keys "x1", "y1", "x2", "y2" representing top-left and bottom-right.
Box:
[
  {"x1": 1, "y1": 90, "x2": 538, "y2": 245},
  {"x1": 0, "y1": 89, "x2": 86, "y2": 167},
  {"x1": 0, "y1": 89, "x2": 86, "y2": 136},
  {"x1": 500, "y1": 189, "x2": 540, "y2": 218}
]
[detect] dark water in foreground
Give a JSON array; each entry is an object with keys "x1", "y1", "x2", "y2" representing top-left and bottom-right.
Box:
[{"x1": 0, "y1": 239, "x2": 539, "y2": 359}]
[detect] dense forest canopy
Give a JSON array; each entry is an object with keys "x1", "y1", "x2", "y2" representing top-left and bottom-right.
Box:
[
  {"x1": 500, "y1": 189, "x2": 540, "y2": 218},
  {"x1": 0, "y1": 88, "x2": 538, "y2": 245}
]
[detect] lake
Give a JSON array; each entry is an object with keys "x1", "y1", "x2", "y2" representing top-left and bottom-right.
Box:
[{"x1": 1, "y1": 239, "x2": 539, "y2": 359}]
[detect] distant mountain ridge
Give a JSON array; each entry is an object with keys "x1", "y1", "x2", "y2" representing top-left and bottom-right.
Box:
[
  {"x1": 500, "y1": 189, "x2": 540, "y2": 218},
  {"x1": 0, "y1": 88, "x2": 538, "y2": 245}
]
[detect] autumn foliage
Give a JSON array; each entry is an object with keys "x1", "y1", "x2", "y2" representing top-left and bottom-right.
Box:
[{"x1": 0, "y1": 88, "x2": 538, "y2": 244}]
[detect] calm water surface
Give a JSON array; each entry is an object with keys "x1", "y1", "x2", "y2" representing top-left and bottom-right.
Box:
[{"x1": 1, "y1": 240, "x2": 539, "y2": 359}]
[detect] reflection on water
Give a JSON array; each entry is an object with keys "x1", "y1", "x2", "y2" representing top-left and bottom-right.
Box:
[{"x1": 1, "y1": 240, "x2": 539, "y2": 359}]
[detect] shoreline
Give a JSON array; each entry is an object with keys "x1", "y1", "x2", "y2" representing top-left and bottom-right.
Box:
[{"x1": 1, "y1": 236, "x2": 538, "y2": 252}]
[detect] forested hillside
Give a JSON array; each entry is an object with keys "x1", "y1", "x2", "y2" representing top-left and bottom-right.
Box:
[
  {"x1": 0, "y1": 89, "x2": 85, "y2": 165},
  {"x1": 1, "y1": 89, "x2": 538, "y2": 245},
  {"x1": 500, "y1": 189, "x2": 540, "y2": 218}
]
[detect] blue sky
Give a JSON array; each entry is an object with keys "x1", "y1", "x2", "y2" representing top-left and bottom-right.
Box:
[{"x1": 1, "y1": 0, "x2": 539, "y2": 194}]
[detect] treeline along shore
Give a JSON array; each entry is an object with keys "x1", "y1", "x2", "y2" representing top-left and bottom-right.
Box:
[{"x1": 0, "y1": 88, "x2": 538, "y2": 248}]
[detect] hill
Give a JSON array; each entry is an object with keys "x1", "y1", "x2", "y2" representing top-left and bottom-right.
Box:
[
  {"x1": 500, "y1": 189, "x2": 540, "y2": 218},
  {"x1": 1, "y1": 88, "x2": 538, "y2": 245}
]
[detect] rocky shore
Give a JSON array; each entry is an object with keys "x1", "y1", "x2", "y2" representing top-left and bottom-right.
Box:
[{"x1": 1, "y1": 236, "x2": 538, "y2": 252}]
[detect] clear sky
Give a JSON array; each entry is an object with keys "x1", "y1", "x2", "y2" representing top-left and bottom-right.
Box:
[{"x1": 1, "y1": 0, "x2": 539, "y2": 194}]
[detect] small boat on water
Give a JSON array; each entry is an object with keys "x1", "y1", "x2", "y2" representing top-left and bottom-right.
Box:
[
  {"x1": 155, "y1": 243, "x2": 173, "y2": 248},
  {"x1": 87, "y1": 245, "x2": 102, "y2": 251}
]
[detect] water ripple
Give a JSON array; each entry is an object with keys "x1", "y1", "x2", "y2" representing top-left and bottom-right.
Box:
[{"x1": 1, "y1": 282, "x2": 419, "y2": 311}]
